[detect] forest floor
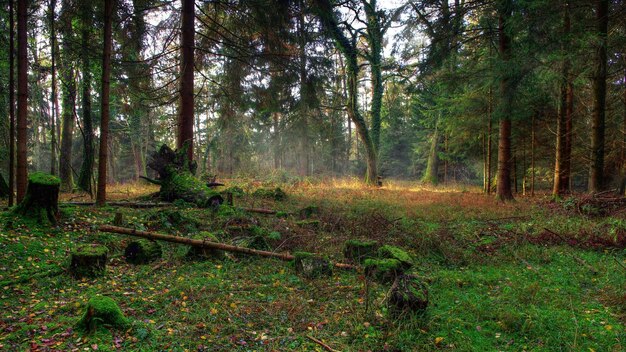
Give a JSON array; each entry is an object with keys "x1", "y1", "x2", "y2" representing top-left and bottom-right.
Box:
[{"x1": 1, "y1": 177, "x2": 625, "y2": 351}]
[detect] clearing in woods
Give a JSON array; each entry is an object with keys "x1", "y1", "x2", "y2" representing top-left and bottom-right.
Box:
[{"x1": 1, "y1": 178, "x2": 625, "y2": 351}]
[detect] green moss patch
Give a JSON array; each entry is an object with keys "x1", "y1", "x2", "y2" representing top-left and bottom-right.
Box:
[
  {"x1": 124, "y1": 239, "x2": 162, "y2": 264},
  {"x1": 364, "y1": 258, "x2": 405, "y2": 283},
  {"x1": 343, "y1": 239, "x2": 379, "y2": 264},
  {"x1": 76, "y1": 296, "x2": 130, "y2": 333},
  {"x1": 378, "y1": 245, "x2": 413, "y2": 268},
  {"x1": 70, "y1": 244, "x2": 108, "y2": 278},
  {"x1": 28, "y1": 172, "x2": 61, "y2": 186}
]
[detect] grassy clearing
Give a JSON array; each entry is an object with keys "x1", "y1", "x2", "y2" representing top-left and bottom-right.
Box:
[{"x1": 1, "y1": 179, "x2": 625, "y2": 351}]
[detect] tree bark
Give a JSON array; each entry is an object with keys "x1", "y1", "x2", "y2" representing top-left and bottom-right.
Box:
[
  {"x1": 588, "y1": 0, "x2": 608, "y2": 193},
  {"x1": 16, "y1": 0, "x2": 28, "y2": 202},
  {"x1": 553, "y1": 3, "x2": 571, "y2": 197},
  {"x1": 96, "y1": 0, "x2": 113, "y2": 206},
  {"x1": 423, "y1": 118, "x2": 440, "y2": 185},
  {"x1": 59, "y1": 0, "x2": 76, "y2": 192},
  {"x1": 78, "y1": 2, "x2": 94, "y2": 195},
  {"x1": 177, "y1": 0, "x2": 195, "y2": 161},
  {"x1": 364, "y1": 0, "x2": 383, "y2": 152},
  {"x1": 496, "y1": 0, "x2": 514, "y2": 201},
  {"x1": 49, "y1": 0, "x2": 59, "y2": 177},
  {"x1": 8, "y1": 0, "x2": 15, "y2": 206}
]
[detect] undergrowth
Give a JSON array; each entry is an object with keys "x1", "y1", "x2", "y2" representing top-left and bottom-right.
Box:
[{"x1": 1, "y1": 178, "x2": 625, "y2": 351}]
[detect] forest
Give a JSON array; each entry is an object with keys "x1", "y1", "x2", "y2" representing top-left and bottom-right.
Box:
[{"x1": 0, "y1": 0, "x2": 625, "y2": 351}]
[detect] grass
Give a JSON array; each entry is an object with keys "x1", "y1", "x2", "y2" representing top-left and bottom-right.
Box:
[{"x1": 0, "y1": 178, "x2": 625, "y2": 351}]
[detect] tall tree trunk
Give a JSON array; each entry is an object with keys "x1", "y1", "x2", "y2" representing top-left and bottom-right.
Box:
[
  {"x1": 16, "y1": 0, "x2": 28, "y2": 202},
  {"x1": 486, "y1": 88, "x2": 493, "y2": 194},
  {"x1": 297, "y1": 0, "x2": 310, "y2": 177},
  {"x1": 49, "y1": 0, "x2": 58, "y2": 176},
  {"x1": 364, "y1": 0, "x2": 383, "y2": 152},
  {"x1": 531, "y1": 113, "x2": 536, "y2": 196},
  {"x1": 496, "y1": 0, "x2": 514, "y2": 201},
  {"x1": 8, "y1": 0, "x2": 15, "y2": 206},
  {"x1": 553, "y1": 3, "x2": 571, "y2": 197},
  {"x1": 588, "y1": 0, "x2": 608, "y2": 193},
  {"x1": 423, "y1": 117, "x2": 440, "y2": 185},
  {"x1": 59, "y1": 0, "x2": 76, "y2": 192},
  {"x1": 78, "y1": 2, "x2": 94, "y2": 195},
  {"x1": 177, "y1": 0, "x2": 194, "y2": 161},
  {"x1": 96, "y1": 0, "x2": 113, "y2": 206}
]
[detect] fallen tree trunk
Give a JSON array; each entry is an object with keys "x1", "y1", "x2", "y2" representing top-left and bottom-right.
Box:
[
  {"x1": 63, "y1": 201, "x2": 172, "y2": 208},
  {"x1": 98, "y1": 225, "x2": 354, "y2": 269}
]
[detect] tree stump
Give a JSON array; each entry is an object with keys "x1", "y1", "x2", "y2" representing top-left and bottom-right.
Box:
[
  {"x1": 377, "y1": 245, "x2": 414, "y2": 269},
  {"x1": 76, "y1": 296, "x2": 129, "y2": 332},
  {"x1": 388, "y1": 274, "x2": 429, "y2": 316},
  {"x1": 186, "y1": 232, "x2": 225, "y2": 260},
  {"x1": 146, "y1": 144, "x2": 223, "y2": 207},
  {"x1": 70, "y1": 244, "x2": 108, "y2": 278},
  {"x1": 124, "y1": 239, "x2": 162, "y2": 264},
  {"x1": 294, "y1": 252, "x2": 333, "y2": 279},
  {"x1": 343, "y1": 239, "x2": 379, "y2": 264},
  {"x1": 13, "y1": 172, "x2": 60, "y2": 225},
  {"x1": 364, "y1": 258, "x2": 405, "y2": 283}
]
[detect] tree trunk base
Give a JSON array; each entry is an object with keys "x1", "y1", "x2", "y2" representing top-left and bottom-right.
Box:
[
  {"x1": 13, "y1": 172, "x2": 60, "y2": 225},
  {"x1": 124, "y1": 239, "x2": 162, "y2": 264},
  {"x1": 388, "y1": 274, "x2": 429, "y2": 317},
  {"x1": 70, "y1": 244, "x2": 108, "y2": 278},
  {"x1": 294, "y1": 252, "x2": 333, "y2": 279}
]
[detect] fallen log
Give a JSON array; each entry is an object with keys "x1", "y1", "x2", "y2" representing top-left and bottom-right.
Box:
[
  {"x1": 242, "y1": 207, "x2": 278, "y2": 215},
  {"x1": 98, "y1": 225, "x2": 355, "y2": 269},
  {"x1": 62, "y1": 201, "x2": 172, "y2": 208}
]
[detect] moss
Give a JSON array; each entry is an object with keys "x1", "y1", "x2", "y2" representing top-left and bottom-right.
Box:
[
  {"x1": 364, "y1": 258, "x2": 404, "y2": 283},
  {"x1": 253, "y1": 187, "x2": 287, "y2": 201},
  {"x1": 299, "y1": 205, "x2": 319, "y2": 219},
  {"x1": 343, "y1": 239, "x2": 379, "y2": 264},
  {"x1": 295, "y1": 219, "x2": 320, "y2": 229},
  {"x1": 28, "y1": 172, "x2": 61, "y2": 186},
  {"x1": 70, "y1": 244, "x2": 108, "y2": 278},
  {"x1": 378, "y1": 245, "x2": 414, "y2": 268},
  {"x1": 294, "y1": 252, "x2": 333, "y2": 279},
  {"x1": 124, "y1": 239, "x2": 162, "y2": 264},
  {"x1": 76, "y1": 296, "x2": 129, "y2": 332},
  {"x1": 186, "y1": 232, "x2": 225, "y2": 260}
]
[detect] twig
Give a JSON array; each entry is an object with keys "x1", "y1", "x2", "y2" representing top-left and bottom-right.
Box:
[{"x1": 306, "y1": 335, "x2": 340, "y2": 352}]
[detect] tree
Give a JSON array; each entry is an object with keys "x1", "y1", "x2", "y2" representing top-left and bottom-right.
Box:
[
  {"x1": 495, "y1": 0, "x2": 514, "y2": 201},
  {"x1": 8, "y1": 0, "x2": 15, "y2": 206},
  {"x1": 177, "y1": 0, "x2": 194, "y2": 161},
  {"x1": 96, "y1": 0, "x2": 113, "y2": 206},
  {"x1": 313, "y1": 0, "x2": 378, "y2": 184},
  {"x1": 59, "y1": 0, "x2": 76, "y2": 192},
  {"x1": 49, "y1": 0, "x2": 59, "y2": 177},
  {"x1": 77, "y1": 1, "x2": 94, "y2": 195},
  {"x1": 588, "y1": 0, "x2": 608, "y2": 193},
  {"x1": 16, "y1": 0, "x2": 28, "y2": 202}
]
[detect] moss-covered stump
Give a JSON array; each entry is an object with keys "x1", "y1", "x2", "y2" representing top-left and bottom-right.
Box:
[
  {"x1": 70, "y1": 244, "x2": 108, "y2": 278},
  {"x1": 294, "y1": 252, "x2": 333, "y2": 279},
  {"x1": 76, "y1": 296, "x2": 130, "y2": 333},
  {"x1": 186, "y1": 232, "x2": 225, "y2": 260},
  {"x1": 364, "y1": 258, "x2": 405, "y2": 283},
  {"x1": 295, "y1": 219, "x2": 321, "y2": 230},
  {"x1": 13, "y1": 172, "x2": 60, "y2": 225},
  {"x1": 299, "y1": 205, "x2": 319, "y2": 219},
  {"x1": 253, "y1": 187, "x2": 286, "y2": 201},
  {"x1": 147, "y1": 144, "x2": 224, "y2": 208},
  {"x1": 232, "y1": 235, "x2": 271, "y2": 258},
  {"x1": 378, "y1": 245, "x2": 414, "y2": 269},
  {"x1": 388, "y1": 274, "x2": 429, "y2": 316},
  {"x1": 343, "y1": 239, "x2": 379, "y2": 264},
  {"x1": 124, "y1": 239, "x2": 162, "y2": 264}
]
